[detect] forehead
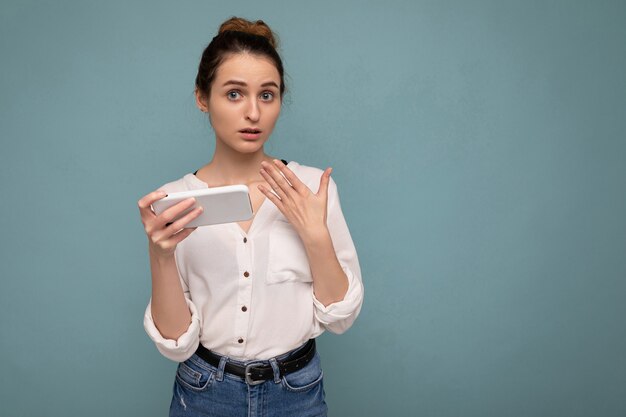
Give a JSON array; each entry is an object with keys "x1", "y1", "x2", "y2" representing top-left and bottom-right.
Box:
[{"x1": 214, "y1": 53, "x2": 280, "y2": 86}]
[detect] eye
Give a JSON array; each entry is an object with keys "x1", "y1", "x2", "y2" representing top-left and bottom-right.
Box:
[
  {"x1": 260, "y1": 91, "x2": 275, "y2": 102},
  {"x1": 227, "y1": 90, "x2": 242, "y2": 101}
]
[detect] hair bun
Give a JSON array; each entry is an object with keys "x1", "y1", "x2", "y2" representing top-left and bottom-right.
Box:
[{"x1": 218, "y1": 17, "x2": 279, "y2": 49}]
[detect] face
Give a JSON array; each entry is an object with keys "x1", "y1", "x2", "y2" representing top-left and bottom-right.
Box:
[{"x1": 197, "y1": 53, "x2": 282, "y2": 154}]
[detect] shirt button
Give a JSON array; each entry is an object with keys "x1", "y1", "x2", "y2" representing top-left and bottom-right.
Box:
[
  {"x1": 238, "y1": 338, "x2": 244, "y2": 344},
  {"x1": 243, "y1": 271, "x2": 250, "y2": 278},
  {"x1": 243, "y1": 237, "x2": 247, "y2": 243},
  {"x1": 241, "y1": 306, "x2": 248, "y2": 312}
]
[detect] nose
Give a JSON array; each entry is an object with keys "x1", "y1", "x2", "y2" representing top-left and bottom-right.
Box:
[{"x1": 245, "y1": 99, "x2": 260, "y2": 122}]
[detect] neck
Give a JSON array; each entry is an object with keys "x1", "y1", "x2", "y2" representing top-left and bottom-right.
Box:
[{"x1": 199, "y1": 140, "x2": 278, "y2": 186}]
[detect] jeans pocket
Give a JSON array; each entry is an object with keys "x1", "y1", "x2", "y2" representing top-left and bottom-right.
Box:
[
  {"x1": 281, "y1": 353, "x2": 324, "y2": 393},
  {"x1": 175, "y1": 356, "x2": 215, "y2": 392}
]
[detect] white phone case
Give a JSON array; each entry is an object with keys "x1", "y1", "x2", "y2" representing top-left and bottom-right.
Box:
[{"x1": 151, "y1": 185, "x2": 253, "y2": 228}]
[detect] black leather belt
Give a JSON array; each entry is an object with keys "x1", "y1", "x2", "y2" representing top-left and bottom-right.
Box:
[{"x1": 194, "y1": 339, "x2": 316, "y2": 385}]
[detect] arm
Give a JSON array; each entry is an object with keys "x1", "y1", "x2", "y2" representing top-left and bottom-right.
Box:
[
  {"x1": 306, "y1": 176, "x2": 364, "y2": 333},
  {"x1": 149, "y1": 251, "x2": 192, "y2": 340},
  {"x1": 300, "y1": 224, "x2": 348, "y2": 307},
  {"x1": 138, "y1": 191, "x2": 203, "y2": 361},
  {"x1": 258, "y1": 160, "x2": 364, "y2": 333}
]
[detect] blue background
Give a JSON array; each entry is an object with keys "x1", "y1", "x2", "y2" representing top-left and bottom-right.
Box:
[{"x1": 1, "y1": 1, "x2": 625, "y2": 416}]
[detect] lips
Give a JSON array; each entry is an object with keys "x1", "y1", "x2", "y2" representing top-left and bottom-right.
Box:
[
  {"x1": 239, "y1": 128, "x2": 262, "y2": 134},
  {"x1": 239, "y1": 128, "x2": 262, "y2": 140}
]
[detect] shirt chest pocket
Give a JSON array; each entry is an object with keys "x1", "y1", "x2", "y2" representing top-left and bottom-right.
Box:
[{"x1": 267, "y1": 219, "x2": 313, "y2": 284}]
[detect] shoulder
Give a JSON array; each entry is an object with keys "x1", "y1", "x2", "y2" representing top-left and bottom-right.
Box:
[
  {"x1": 288, "y1": 160, "x2": 330, "y2": 185},
  {"x1": 288, "y1": 160, "x2": 338, "y2": 193},
  {"x1": 156, "y1": 173, "x2": 206, "y2": 194}
]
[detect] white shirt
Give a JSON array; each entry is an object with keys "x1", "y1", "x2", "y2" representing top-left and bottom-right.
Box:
[{"x1": 143, "y1": 161, "x2": 364, "y2": 362}]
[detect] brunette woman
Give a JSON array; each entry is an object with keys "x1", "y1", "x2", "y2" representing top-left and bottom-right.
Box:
[{"x1": 138, "y1": 17, "x2": 364, "y2": 417}]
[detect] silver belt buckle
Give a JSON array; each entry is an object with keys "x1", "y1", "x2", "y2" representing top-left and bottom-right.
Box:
[{"x1": 245, "y1": 363, "x2": 266, "y2": 386}]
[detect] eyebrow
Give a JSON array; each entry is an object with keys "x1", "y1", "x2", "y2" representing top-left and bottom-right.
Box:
[{"x1": 222, "y1": 80, "x2": 280, "y2": 89}]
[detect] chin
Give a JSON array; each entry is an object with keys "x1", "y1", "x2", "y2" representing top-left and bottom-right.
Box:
[
  {"x1": 233, "y1": 142, "x2": 266, "y2": 154},
  {"x1": 218, "y1": 135, "x2": 269, "y2": 154}
]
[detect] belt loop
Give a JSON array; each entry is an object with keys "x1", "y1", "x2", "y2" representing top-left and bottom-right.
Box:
[
  {"x1": 268, "y1": 357, "x2": 281, "y2": 384},
  {"x1": 215, "y1": 356, "x2": 228, "y2": 382}
]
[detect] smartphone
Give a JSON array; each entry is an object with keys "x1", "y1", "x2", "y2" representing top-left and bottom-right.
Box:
[{"x1": 151, "y1": 185, "x2": 253, "y2": 228}]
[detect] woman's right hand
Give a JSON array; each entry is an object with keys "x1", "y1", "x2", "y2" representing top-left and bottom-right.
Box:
[{"x1": 137, "y1": 191, "x2": 204, "y2": 258}]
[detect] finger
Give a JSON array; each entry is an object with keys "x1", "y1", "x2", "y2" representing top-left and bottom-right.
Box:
[
  {"x1": 138, "y1": 190, "x2": 168, "y2": 220},
  {"x1": 317, "y1": 167, "x2": 332, "y2": 199},
  {"x1": 153, "y1": 205, "x2": 203, "y2": 242},
  {"x1": 260, "y1": 167, "x2": 289, "y2": 201},
  {"x1": 169, "y1": 227, "x2": 197, "y2": 246},
  {"x1": 165, "y1": 205, "x2": 203, "y2": 234},
  {"x1": 152, "y1": 197, "x2": 197, "y2": 230},
  {"x1": 261, "y1": 161, "x2": 295, "y2": 194},
  {"x1": 258, "y1": 184, "x2": 284, "y2": 211},
  {"x1": 154, "y1": 227, "x2": 197, "y2": 252},
  {"x1": 271, "y1": 159, "x2": 308, "y2": 194}
]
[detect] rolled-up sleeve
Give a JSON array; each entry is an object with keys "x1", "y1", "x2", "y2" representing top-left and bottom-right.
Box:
[
  {"x1": 312, "y1": 176, "x2": 364, "y2": 334},
  {"x1": 143, "y1": 251, "x2": 201, "y2": 362},
  {"x1": 143, "y1": 296, "x2": 201, "y2": 362}
]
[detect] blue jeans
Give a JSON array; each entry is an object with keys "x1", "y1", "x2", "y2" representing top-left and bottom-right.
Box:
[{"x1": 169, "y1": 341, "x2": 328, "y2": 417}]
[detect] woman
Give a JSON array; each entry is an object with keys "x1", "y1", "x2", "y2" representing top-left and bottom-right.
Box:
[{"x1": 137, "y1": 17, "x2": 364, "y2": 417}]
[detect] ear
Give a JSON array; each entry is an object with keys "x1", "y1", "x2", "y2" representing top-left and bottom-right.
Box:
[{"x1": 195, "y1": 89, "x2": 209, "y2": 113}]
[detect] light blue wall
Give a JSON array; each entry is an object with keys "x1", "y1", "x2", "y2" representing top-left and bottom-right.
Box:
[{"x1": 1, "y1": 1, "x2": 625, "y2": 416}]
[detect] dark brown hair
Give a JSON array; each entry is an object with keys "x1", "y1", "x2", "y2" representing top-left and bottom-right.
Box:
[{"x1": 195, "y1": 17, "x2": 285, "y2": 100}]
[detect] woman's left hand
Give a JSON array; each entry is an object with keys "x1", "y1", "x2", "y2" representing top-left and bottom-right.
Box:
[{"x1": 258, "y1": 159, "x2": 332, "y2": 238}]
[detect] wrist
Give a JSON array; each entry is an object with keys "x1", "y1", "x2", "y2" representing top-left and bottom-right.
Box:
[
  {"x1": 298, "y1": 225, "x2": 331, "y2": 247},
  {"x1": 149, "y1": 246, "x2": 176, "y2": 263}
]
